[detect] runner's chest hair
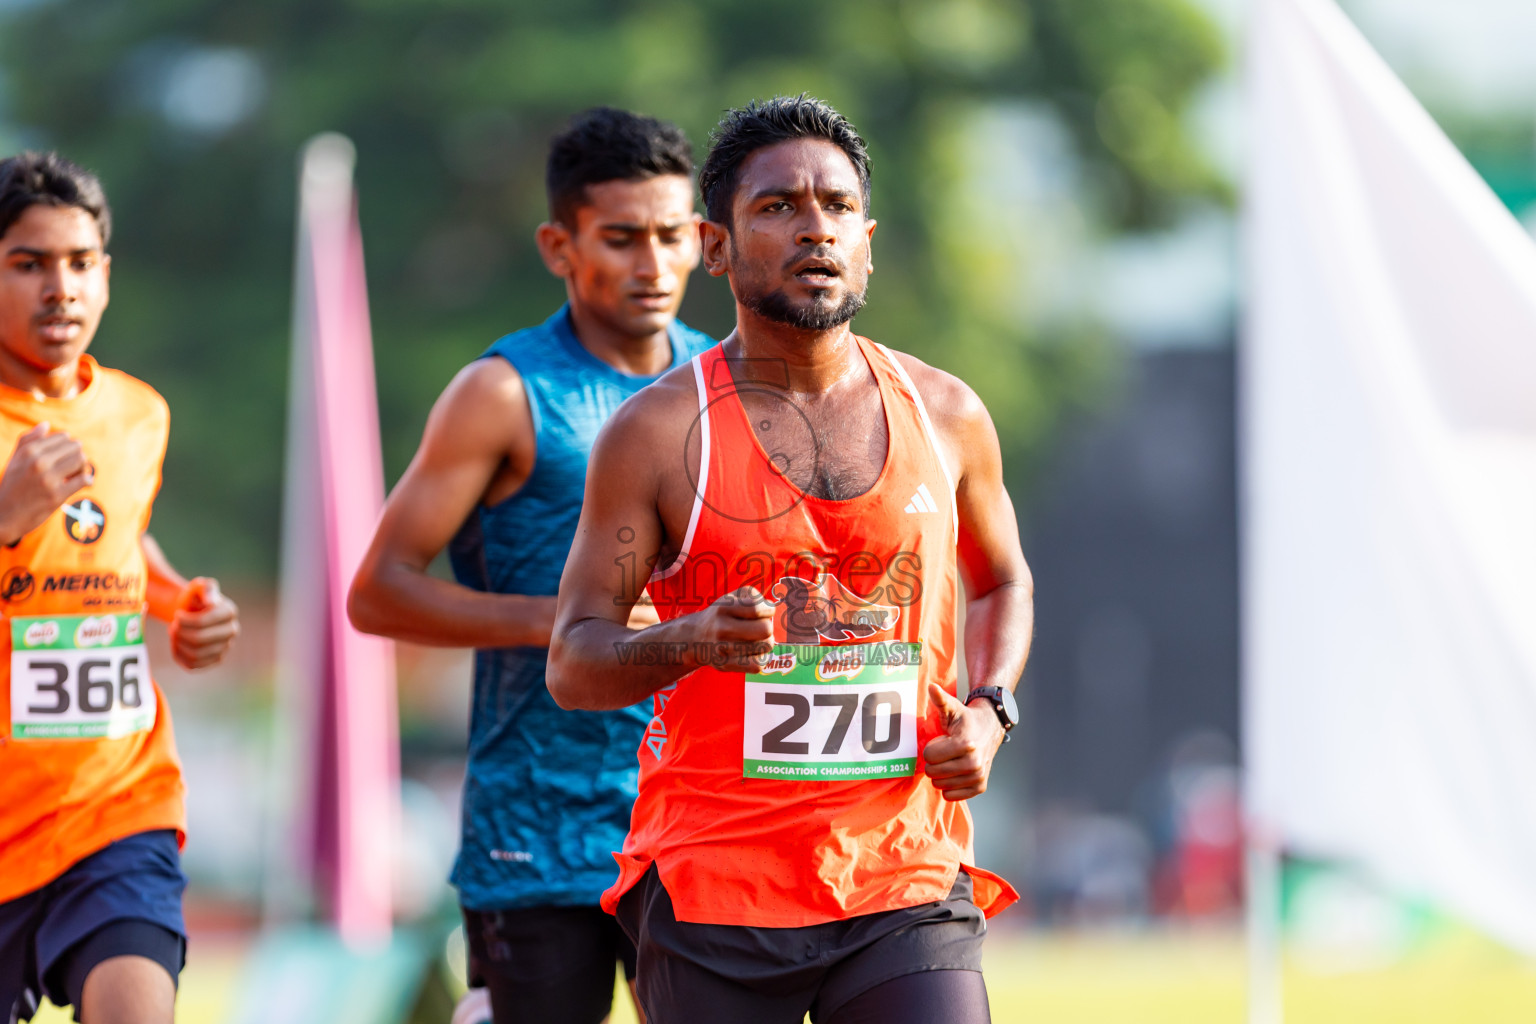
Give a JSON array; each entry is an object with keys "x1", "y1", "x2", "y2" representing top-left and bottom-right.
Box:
[{"x1": 738, "y1": 384, "x2": 889, "y2": 501}]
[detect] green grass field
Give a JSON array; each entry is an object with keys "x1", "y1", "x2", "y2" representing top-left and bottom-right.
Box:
[
  {"x1": 32, "y1": 926, "x2": 1536, "y2": 1023},
  {"x1": 979, "y1": 928, "x2": 1536, "y2": 1023}
]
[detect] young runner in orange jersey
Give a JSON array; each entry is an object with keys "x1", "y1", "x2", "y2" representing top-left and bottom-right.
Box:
[
  {"x1": 548, "y1": 97, "x2": 1033, "y2": 1024},
  {"x1": 0, "y1": 152, "x2": 240, "y2": 1024}
]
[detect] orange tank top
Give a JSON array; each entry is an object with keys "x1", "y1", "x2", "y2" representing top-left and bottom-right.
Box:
[
  {"x1": 603, "y1": 337, "x2": 1018, "y2": 927},
  {"x1": 0, "y1": 355, "x2": 185, "y2": 902}
]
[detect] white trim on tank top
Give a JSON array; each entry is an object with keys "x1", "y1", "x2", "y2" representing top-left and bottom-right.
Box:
[
  {"x1": 873, "y1": 341, "x2": 959, "y2": 534},
  {"x1": 650, "y1": 354, "x2": 710, "y2": 582},
  {"x1": 651, "y1": 343, "x2": 957, "y2": 582}
]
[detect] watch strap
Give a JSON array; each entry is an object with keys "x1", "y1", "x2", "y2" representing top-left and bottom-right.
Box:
[{"x1": 965, "y1": 685, "x2": 1017, "y2": 734}]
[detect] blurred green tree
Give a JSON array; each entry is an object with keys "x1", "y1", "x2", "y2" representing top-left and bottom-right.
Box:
[{"x1": 0, "y1": 0, "x2": 1223, "y2": 580}]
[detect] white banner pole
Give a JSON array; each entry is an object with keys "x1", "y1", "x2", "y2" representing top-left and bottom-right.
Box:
[{"x1": 1245, "y1": 829, "x2": 1283, "y2": 1024}]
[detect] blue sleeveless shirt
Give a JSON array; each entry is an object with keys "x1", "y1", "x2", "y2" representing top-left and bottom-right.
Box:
[{"x1": 448, "y1": 304, "x2": 715, "y2": 910}]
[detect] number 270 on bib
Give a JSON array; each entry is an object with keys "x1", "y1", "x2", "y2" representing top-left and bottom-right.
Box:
[{"x1": 743, "y1": 641, "x2": 920, "y2": 781}]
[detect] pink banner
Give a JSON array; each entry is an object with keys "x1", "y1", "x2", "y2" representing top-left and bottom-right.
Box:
[{"x1": 280, "y1": 133, "x2": 398, "y2": 946}]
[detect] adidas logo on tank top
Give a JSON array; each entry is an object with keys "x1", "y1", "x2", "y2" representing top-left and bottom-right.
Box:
[{"x1": 903, "y1": 483, "x2": 939, "y2": 515}]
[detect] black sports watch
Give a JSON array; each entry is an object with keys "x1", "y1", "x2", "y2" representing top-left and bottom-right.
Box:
[{"x1": 964, "y1": 685, "x2": 1019, "y2": 743}]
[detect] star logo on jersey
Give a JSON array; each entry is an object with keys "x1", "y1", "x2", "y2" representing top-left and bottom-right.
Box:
[
  {"x1": 1, "y1": 567, "x2": 34, "y2": 603},
  {"x1": 62, "y1": 498, "x2": 106, "y2": 544},
  {"x1": 769, "y1": 573, "x2": 900, "y2": 644}
]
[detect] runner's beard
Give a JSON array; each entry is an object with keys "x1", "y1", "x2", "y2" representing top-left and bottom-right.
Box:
[{"x1": 742, "y1": 280, "x2": 867, "y2": 331}]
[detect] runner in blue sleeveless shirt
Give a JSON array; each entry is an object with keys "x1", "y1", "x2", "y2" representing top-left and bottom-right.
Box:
[{"x1": 351, "y1": 108, "x2": 714, "y2": 1024}]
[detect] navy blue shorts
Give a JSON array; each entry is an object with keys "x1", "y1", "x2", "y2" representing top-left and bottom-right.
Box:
[{"x1": 0, "y1": 829, "x2": 187, "y2": 1022}]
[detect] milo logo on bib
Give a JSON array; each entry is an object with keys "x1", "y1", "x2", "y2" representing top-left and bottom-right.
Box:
[
  {"x1": 74, "y1": 616, "x2": 117, "y2": 648},
  {"x1": 23, "y1": 620, "x2": 60, "y2": 648},
  {"x1": 10, "y1": 610, "x2": 153, "y2": 740},
  {"x1": 743, "y1": 641, "x2": 921, "y2": 781}
]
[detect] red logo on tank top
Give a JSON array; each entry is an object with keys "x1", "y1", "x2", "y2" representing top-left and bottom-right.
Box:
[{"x1": 769, "y1": 572, "x2": 899, "y2": 644}]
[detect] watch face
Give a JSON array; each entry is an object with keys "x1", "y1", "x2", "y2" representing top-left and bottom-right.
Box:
[{"x1": 999, "y1": 687, "x2": 1020, "y2": 728}]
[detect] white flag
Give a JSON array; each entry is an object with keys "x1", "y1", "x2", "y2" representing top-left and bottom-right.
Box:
[{"x1": 1243, "y1": 0, "x2": 1536, "y2": 953}]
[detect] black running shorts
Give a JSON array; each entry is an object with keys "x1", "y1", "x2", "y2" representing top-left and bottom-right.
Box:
[
  {"x1": 616, "y1": 865, "x2": 987, "y2": 1023},
  {"x1": 461, "y1": 902, "x2": 637, "y2": 1024}
]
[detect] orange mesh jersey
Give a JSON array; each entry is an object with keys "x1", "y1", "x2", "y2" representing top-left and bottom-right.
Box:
[
  {"x1": 604, "y1": 338, "x2": 1019, "y2": 927},
  {"x1": 0, "y1": 355, "x2": 183, "y2": 902}
]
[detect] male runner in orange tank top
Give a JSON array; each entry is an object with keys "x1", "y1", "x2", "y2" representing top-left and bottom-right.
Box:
[
  {"x1": 0, "y1": 152, "x2": 240, "y2": 1024},
  {"x1": 548, "y1": 97, "x2": 1034, "y2": 1023}
]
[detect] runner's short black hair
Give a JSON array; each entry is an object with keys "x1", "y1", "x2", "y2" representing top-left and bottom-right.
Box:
[
  {"x1": 700, "y1": 95, "x2": 871, "y2": 227},
  {"x1": 0, "y1": 151, "x2": 112, "y2": 248},
  {"x1": 546, "y1": 107, "x2": 693, "y2": 226}
]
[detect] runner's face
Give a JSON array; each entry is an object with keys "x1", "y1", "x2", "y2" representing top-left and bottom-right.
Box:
[
  {"x1": 0, "y1": 205, "x2": 109, "y2": 373},
  {"x1": 721, "y1": 138, "x2": 874, "y2": 331},
  {"x1": 561, "y1": 175, "x2": 700, "y2": 338}
]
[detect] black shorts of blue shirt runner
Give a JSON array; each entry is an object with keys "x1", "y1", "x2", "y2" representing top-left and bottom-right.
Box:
[
  {"x1": 461, "y1": 902, "x2": 638, "y2": 1024},
  {"x1": 616, "y1": 866, "x2": 992, "y2": 1024},
  {"x1": 0, "y1": 830, "x2": 186, "y2": 1023}
]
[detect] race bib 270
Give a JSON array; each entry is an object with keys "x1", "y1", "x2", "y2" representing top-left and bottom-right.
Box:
[{"x1": 743, "y1": 641, "x2": 920, "y2": 781}]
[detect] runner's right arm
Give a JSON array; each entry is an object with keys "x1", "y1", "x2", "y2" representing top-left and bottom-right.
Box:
[
  {"x1": 0, "y1": 422, "x2": 91, "y2": 546},
  {"x1": 348, "y1": 358, "x2": 557, "y2": 648},
  {"x1": 548, "y1": 380, "x2": 775, "y2": 710}
]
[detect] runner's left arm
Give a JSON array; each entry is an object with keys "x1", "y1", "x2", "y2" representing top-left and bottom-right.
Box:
[
  {"x1": 904, "y1": 361, "x2": 1034, "y2": 801},
  {"x1": 142, "y1": 533, "x2": 240, "y2": 670}
]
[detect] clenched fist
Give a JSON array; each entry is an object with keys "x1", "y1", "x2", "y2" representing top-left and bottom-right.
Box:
[
  {"x1": 686, "y1": 586, "x2": 776, "y2": 673},
  {"x1": 923, "y1": 683, "x2": 1007, "y2": 801},
  {"x1": 168, "y1": 577, "x2": 240, "y2": 670},
  {"x1": 0, "y1": 422, "x2": 92, "y2": 546}
]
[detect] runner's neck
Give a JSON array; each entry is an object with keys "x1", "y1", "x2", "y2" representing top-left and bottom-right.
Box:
[
  {"x1": 0, "y1": 348, "x2": 87, "y2": 400},
  {"x1": 566, "y1": 300, "x2": 676, "y2": 377},
  {"x1": 722, "y1": 322, "x2": 865, "y2": 395}
]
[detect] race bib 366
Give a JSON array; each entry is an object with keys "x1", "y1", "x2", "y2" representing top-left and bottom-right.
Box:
[{"x1": 9, "y1": 611, "x2": 154, "y2": 740}]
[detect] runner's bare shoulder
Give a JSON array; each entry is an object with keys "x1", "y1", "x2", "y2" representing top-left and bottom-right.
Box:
[
  {"x1": 885, "y1": 349, "x2": 991, "y2": 444},
  {"x1": 425, "y1": 355, "x2": 536, "y2": 463},
  {"x1": 589, "y1": 359, "x2": 703, "y2": 517},
  {"x1": 598, "y1": 358, "x2": 701, "y2": 457}
]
